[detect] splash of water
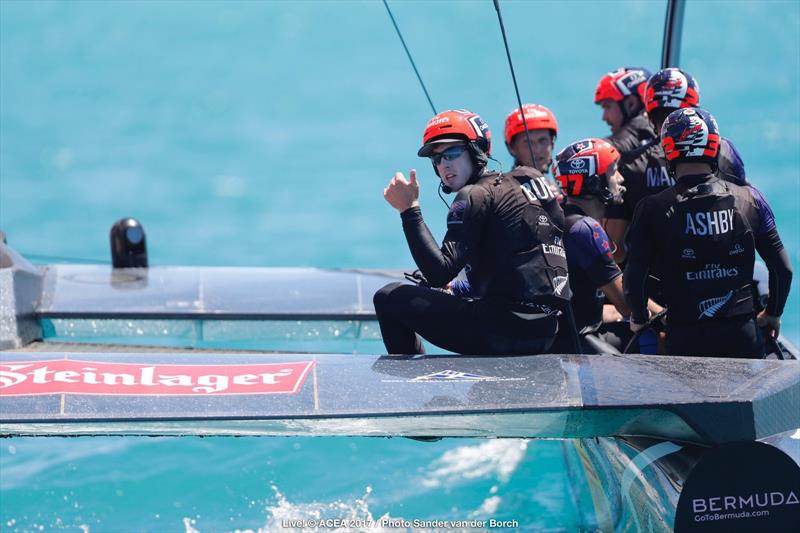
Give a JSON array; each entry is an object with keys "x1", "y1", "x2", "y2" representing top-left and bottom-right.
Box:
[
  {"x1": 421, "y1": 439, "x2": 529, "y2": 488},
  {"x1": 226, "y1": 484, "x2": 399, "y2": 533}
]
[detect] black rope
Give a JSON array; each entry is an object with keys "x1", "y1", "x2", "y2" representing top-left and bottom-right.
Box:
[
  {"x1": 623, "y1": 309, "x2": 667, "y2": 354},
  {"x1": 382, "y1": 0, "x2": 437, "y2": 115},
  {"x1": 491, "y1": 0, "x2": 536, "y2": 171},
  {"x1": 492, "y1": 0, "x2": 580, "y2": 354}
]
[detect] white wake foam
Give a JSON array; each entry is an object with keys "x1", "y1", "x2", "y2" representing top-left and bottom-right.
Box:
[{"x1": 420, "y1": 439, "x2": 529, "y2": 488}]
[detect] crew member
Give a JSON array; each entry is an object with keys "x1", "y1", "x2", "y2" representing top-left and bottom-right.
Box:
[
  {"x1": 594, "y1": 66, "x2": 661, "y2": 264},
  {"x1": 624, "y1": 108, "x2": 792, "y2": 358},
  {"x1": 547, "y1": 138, "x2": 631, "y2": 352},
  {"x1": 374, "y1": 109, "x2": 569, "y2": 355},
  {"x1": 504, "y1": 104, "x2": 559, "y2": 175}
]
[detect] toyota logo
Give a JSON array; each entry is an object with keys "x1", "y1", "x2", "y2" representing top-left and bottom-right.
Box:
[{"x1": 570, "y1": 159, "x2": 586, "y2": 170}]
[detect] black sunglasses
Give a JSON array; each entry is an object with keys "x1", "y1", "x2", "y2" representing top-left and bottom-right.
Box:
[{"x1": 430, "y1": 145, "x2": 467, "y2": 166}]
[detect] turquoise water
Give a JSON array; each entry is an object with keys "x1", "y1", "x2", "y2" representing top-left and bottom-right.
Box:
[{"x1": 1, "y1": 1, "x2": 798, "y2": 531}]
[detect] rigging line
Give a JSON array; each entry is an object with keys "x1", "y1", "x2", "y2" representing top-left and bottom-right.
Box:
[
  {"x1": 491, "y1": 0, "x2": 537, "y2": 171},
  {"x1": 382, "y1": 0, "x2": 437, "y2": 115},
  {"x1": 491, "y1": 0, "x2": 582, "y2": 355}
]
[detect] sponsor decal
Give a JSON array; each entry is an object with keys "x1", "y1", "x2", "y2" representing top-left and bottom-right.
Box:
[
  {"x1": 685, "y1": 209, "x2": 735, "y2": 236},
  {"x1": 563, "y1": 156, "x2": 595, "y2": 176},
  {"x1": 682, "y1": 248, "x2": 696, "y2": 259},
  {"x1": 405, "y1": 370, "x2": 523, "y2": 383},
  {"x1": 413, "y1": 370, "x2": 487, "y2": 381},
  {"x1": 427, "y1": 115, "x2": 450, "y2": 127},
  {"x1": 542, "y1": 244, "x2": 566, "y2": 258},
  {"x1": 686, "y1": 263, "x2": 739, "y2": 281},
  {"x1": 522, "y1": 108, "x2": 547, "y2": 119},
  {"x1": 0, "y1": 359, "x2": 314, "y2": 396},
  {"x1": 468, "y1": 115, "x2": 489, "y2": 137},
  {"x1": 674, "y1": 441, "x2": 800, "y2": 532},
  {"x1": 380, "y1": 370, "x2": 526, "y2": 384},
  {"x1": 729, "y1": 243, "x2": 745, "y2": 256},
  {"x1": 698, "y1": 290, "x2": 733, "y2": 319},
  {"x1": 537, "y1": 214, "x2": 549, "y2": 225},
  {"x1": 692, "y1": 491, "x2": 799, "y2": 514},
  {"x1": 617, "y1": 70, "x2": 647, "y2": 93}
]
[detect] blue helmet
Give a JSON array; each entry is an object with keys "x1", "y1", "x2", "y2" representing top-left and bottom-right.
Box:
[{"x1": 661, "y1": 108, "x2": 720, "y2": 169}]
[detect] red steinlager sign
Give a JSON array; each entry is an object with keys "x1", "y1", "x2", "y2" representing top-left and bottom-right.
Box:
[{"x1": 0, "y1": 359, "x2": 315, "y2": 396}]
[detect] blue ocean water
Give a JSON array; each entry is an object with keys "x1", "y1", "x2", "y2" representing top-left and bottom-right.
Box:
[{"x1": 1, "y1": 1, "x2": 798, "y2": 531}]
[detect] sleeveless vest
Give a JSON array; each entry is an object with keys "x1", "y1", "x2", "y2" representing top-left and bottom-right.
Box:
[
  {"x1": 478, "y1": 169, "x2": 571, "y2": 312},
  {"x1": 663, "y1": 177, "x2": 756, "y2": 324}
]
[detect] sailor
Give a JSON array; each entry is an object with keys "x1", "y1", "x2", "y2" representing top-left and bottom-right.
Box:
[
  {"x1": 593, "y1": 66, "x2": 662, "y2": 264},
  {"x1": 504, "y1": 104, "x2": 559, "y2": 175},
  {"x1": 548, "y1": 138, "x2": 661, "y2": 353},
  {"x1": 624, "y1": 108, "x2": 792, "y2": 358},
  {"x1": 373, "y1": 109, "x2": 569, "y2": 355}
]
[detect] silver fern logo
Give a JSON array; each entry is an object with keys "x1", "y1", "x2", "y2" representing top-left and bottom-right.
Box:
[
  {"x1": 553, "y1": 276, "x2": 569, "y2": 295},
  {"x1": 698, "y1": 290, "x2": 733, "y2": 319}
]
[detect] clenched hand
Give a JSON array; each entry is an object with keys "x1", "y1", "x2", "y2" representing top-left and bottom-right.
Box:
[{"x1": 384, "y1": 169, "x2": 420, "y2": 212}]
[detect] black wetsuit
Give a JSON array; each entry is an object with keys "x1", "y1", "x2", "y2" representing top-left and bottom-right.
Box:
[
  {"x1": 606, "y1": 116, "x2": 672, "y2": 222},
  {"x1": 608, "y1": 116, "x2": 749, "y2": 305},
  {"x1": 374, "y1": 167, "x2": 569, "y2": 355},
  {"x1": 624, "y1": 174, "x2": 792, "y2": 358}
]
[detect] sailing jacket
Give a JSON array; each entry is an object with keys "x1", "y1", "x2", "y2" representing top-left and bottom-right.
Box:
[
  {"x1": 624, "y1": 174, "x2": 792, "y2": 325},
  {"x1": 605, "y1": 115, "x2": 671, "y2": 222},
  {"x1": 400, "y1": 167, "x2": 570, "y2": 312},
  {"x1": 563, "y1": 204, "x2": 622, "y2": 331}
]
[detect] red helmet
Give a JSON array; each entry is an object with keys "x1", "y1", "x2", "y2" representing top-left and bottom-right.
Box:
[
  {"x1": 552, "y1": 138, "x2": 620, "y2": 200},
  {"x1": 503, "y1": 104, "x2": 558, "y2": 145},
  {"x1": 644, "y1": 68, "x2": 700, "y2": 112},
  {"x1": 417, "y1": 109, "x2": 491, "y2": 157},
  {"x1": 594, "y1": 67, "x2": 652, "y2": 104},
  {"x1": 661, "y1": 108, "x2": 720, "y2": 167}
]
